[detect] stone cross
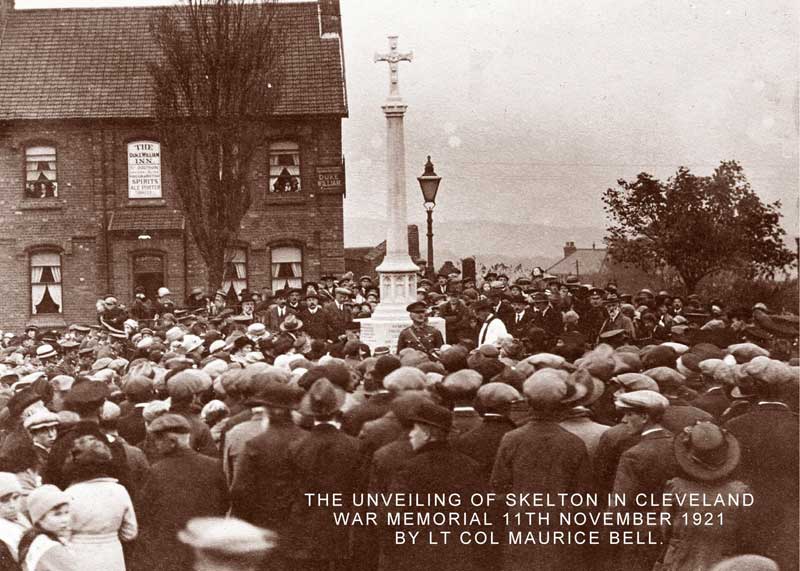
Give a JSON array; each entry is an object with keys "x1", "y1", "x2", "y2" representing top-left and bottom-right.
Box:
[{"x1": 374, "y1": 35, "x2": 413, "y2": 98}]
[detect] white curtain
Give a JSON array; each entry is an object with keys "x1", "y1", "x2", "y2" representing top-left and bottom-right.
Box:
[
  {"x1": 234, "y1": 263, "x2": 246, "y2": 279},
  {"x1": 31, "y1": 266, "x2": 44, "y2": 284},
  {"x1": 290, "y1": 262, "x2": 302, "y2": 278},
  {"x1": 48, "y1": 284, "x2": 63, "y2": 312},
  {"x1": 50, "y1": 266, "x2": 61, "y2": 283},
  {"x1": 31, "y1": 285, "x2": 47, "y2": 313}
]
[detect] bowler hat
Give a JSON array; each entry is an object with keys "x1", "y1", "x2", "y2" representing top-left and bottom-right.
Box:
[
  {"x1": 249, "y1": 380, "x2": 303, "y2": 409},
  {"x1": 674, "y1": 421, "x2": 740, "y2": 482},
  {"x1": 407, "y1": 401, "x2": 453, "y2": 431}
]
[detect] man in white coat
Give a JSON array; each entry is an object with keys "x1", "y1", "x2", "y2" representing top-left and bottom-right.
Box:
[{"x1": 474, "y1": 300, "x2": 508, "y2": 346}]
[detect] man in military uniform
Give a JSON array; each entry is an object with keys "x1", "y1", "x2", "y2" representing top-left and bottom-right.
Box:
[{"x1": 396, "y1": 302, "x2": 444, "y2": 355}]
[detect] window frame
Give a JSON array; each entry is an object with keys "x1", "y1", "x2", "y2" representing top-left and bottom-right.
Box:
[
  {"x1": 268, "y1": 141, "x2": 302, "y2": 194},
  {"x1": 29, "y1": 248, "x2": 63, "y2": 316},
  {"x1": 23, "y1": 143, "x2": 59, "y2": 200},
  {"x1": 269, "y1": 242, "x2": 304, "y2": 292}
]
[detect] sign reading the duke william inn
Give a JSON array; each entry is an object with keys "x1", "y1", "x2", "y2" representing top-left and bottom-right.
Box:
[{"x1": 128, "y1": 141, "x2": 163, "y2": 199}]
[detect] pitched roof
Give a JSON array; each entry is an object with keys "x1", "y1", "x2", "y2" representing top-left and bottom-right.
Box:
[
  {"x1": 108, "y1": 210, "x2": 185, "y2": 232},
  {"x1": 546, "y1": 248, "x2": 608, "y2": 276},
  {"x1": 0, "y1": 3, "x2": 347, "y2": 120}
]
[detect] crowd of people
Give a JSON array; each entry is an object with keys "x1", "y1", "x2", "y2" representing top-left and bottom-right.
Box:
[{"x1": 0, "y1": 268, "x2": 796, "y2": 571}]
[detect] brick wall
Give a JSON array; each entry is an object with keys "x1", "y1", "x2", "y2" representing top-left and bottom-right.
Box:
[{"x1": 0, "y1": 116, "x2": 345, "y2": 330}]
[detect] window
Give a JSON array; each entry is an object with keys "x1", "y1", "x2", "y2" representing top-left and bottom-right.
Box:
[
  {"x1": 127, "y1": 141, "x2": 162, "y2": 199},
  {"x1": 25, "y1": 146, "x2": 58, "y2": 198},
  {"x1": 269, "y1": 141, "x2": 301, "y2": 193},
  {"x1": 31, "y1": 251, "x2": 62, "y2": 314},
  {"x1": 222, "y1": 248, "x2": 247, "y2": 299},
  {"x1": 271, "y1": 246, "x2": 302, "y2": 291}
]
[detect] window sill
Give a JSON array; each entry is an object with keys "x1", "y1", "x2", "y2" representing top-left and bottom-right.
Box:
[
  {"x1": 17, "y1": 200, "x2": 65, "y2": 211},
  {"x1": 126, "y1": 199, "x2": 167, "y2": 208},
  {"x1": 26, "y1": 315, "x2": 67, "y2": 329},
  {"x1": 262, "y1": 193, "x2": 309, "y2": 206}
]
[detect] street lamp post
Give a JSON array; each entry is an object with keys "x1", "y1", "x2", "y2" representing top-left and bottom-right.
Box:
[{"x1": 417, "y1": 156, "x2": 441, "y2": 281}]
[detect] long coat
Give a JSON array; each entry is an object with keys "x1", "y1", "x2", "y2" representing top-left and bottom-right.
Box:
[
  {"x1": 342, "y1": 392, "x2": 395, "y2": 437},
  {"x1": 286, "y1": 423, "x2": 363, "y2": 563},
  {"x1": 298, "y1": 306, "x2": 330, "y2": 341},
  {"x1": 454, "y1": 416, "x2": 517, "y2": 484},
  {"x1": 491, "y1": 418, "x2": 593, "y2": 571},
  {"x1": 230, "y1": 417, "x2": 307, "y2": 532},
  {"x1": 381, "y1": 441, "x2": 485, "y2": 571},
  {"x1": 611, "y1": 428, "x2": 678, "y2": 571},
  {"x1": 324, "y1": 302, "x2": 353, "y2": 341},
  {"x1": 135, "y1": 449, "x2": 228, "y2": 571},
  {"x1": 725, "y1": 403, "x2": 799, "y2": 571},
  {"x1": 67, "y1": 477, "x2": 137, "y2": 571}
]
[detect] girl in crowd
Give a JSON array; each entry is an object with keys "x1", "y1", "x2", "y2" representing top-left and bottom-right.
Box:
[{"x1": 18, "y1": 485, "x2": 75, "y2": 571}]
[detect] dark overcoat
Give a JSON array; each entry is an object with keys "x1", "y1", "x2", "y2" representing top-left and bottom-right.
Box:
[
  {"x1": 230, "y1": 418, "x2": 307, "y2": 531},
  {"x1": 490, "y1": 418, "x2": 593, "y2": 571},
  {"x1": 286, "y1": 423, "x2": 363, "y2": 563},
  {"x1": 454, "y1": 416, "x2": 517, "y2": 484},
  {"x1": 725, "y1": 403, "x2": 799, "y2": 571},
  {"x1": 381, "y1": 441, "x2": 485, "y2": 571},
  {"x1": 611, "y1": 428, "x2": 678, "y2": 571},
  {"x1": 342, "y1": 392, "x2": 395, "y2": 437},
  {"x1": 135, "y1": 448, "x2": 229, "y2": 571}
]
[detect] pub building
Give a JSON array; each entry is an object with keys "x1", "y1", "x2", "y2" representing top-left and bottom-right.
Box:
[{"x1": 0, "y1": 0, "x2": 348, "y2": 331}]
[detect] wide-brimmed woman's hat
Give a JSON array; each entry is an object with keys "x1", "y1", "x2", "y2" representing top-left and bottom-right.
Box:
[{"x1": 674, "y1": 421, "x2": 740, "y2": 482}]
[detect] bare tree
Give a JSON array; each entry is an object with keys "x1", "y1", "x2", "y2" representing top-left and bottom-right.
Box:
[{"x1": 149, "y1": 0, "x2": 284, "y2": 292}]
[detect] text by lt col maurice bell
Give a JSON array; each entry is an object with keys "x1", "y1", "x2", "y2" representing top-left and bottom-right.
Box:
[{"x1": 305, "y1": 492, "x2": 753, "y2": 546}]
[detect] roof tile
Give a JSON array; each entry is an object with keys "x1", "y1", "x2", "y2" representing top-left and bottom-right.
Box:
[{"x1": 0, "y1": 3, "x2": 346, "y2": 120}]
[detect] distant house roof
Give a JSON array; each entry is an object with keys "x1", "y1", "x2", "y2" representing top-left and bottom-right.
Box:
[
  {"x1": 0, "y1": 3, "x2": 347, "y2": 120},
  {"x1": 546, "y1": 248, "x2": 608, "y2": 277}
]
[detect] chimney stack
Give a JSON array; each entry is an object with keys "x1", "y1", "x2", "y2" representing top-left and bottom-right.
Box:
[
  {"x1": 563, "y1": 241, "x2": 577, "y2": 259},
  {"x1": 318, "y1": 0, "x2": 341, "y2": 37}
]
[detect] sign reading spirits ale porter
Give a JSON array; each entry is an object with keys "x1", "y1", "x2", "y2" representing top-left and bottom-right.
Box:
[{"x1": 128, "y1": 141, "x2": 162, "y2": 199}]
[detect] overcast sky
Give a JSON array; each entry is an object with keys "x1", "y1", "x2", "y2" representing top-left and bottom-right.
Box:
[{"x1": 17, "y1": 0, "x2": 800, "y2": 240}]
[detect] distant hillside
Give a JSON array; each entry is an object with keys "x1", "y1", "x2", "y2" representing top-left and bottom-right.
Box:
[{"x1": 344, "y1": 217, "x2": 605, "y2": 265}]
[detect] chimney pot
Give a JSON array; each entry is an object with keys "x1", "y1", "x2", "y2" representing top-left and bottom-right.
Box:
[{"x1": 563, "y1": 241, "x2": 577, "y2": 259}]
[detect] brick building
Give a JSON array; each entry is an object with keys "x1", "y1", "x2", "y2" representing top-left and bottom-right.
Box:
[{"x1": 0, "y1": 0, "x2": 348, "y2": 331}]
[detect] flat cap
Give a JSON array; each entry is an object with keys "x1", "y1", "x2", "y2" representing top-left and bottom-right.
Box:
[
  {"x1": 640, "y1": 345, "x2": 678, "y2": 370},
  {"x1": 178, "y1": 517, "x2": 277, "y2": 556},
  {"x1": 727, "y1": 343, "x2": 770, "y2": 364},
  {"x1": 475, "y1": 382, "x2": 521, "y2": 411},
  {"x1": 299, "y1": 378, "x2": 346, "y2": 417},
  {"x1": 148, "y1": 413, "x2": 191, "y2": 434},
  {"x1": 643, "y1": 367, "x2": 685, "y2": 392},
  {"x1": 525, "y1": 353, "x2": 566, "y2": 370},
  {"x1": 522, "y1": 369, "x2": 569, "y2": 408},
  {"x1": 614, "y1": 390, "x2": 669, "y2": 414},
  {"x1": 407, "y1": 401, "x2": 453, "y2": 431},
  {"x1": 65, "y1": 380, "x2": 110, "y2": 406},
  {"x1": 383, "y1": 366, "x2": 426, "y2": 392},
  {"x1": 615, "y1": 373, "x2": 660, "y2": 393},
  {"x1": 442, "y1": 369, "x2": 483, "y2": 394},
  {"x1": 24, "y1": 409, "x2": 61, "y2": 431}
]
